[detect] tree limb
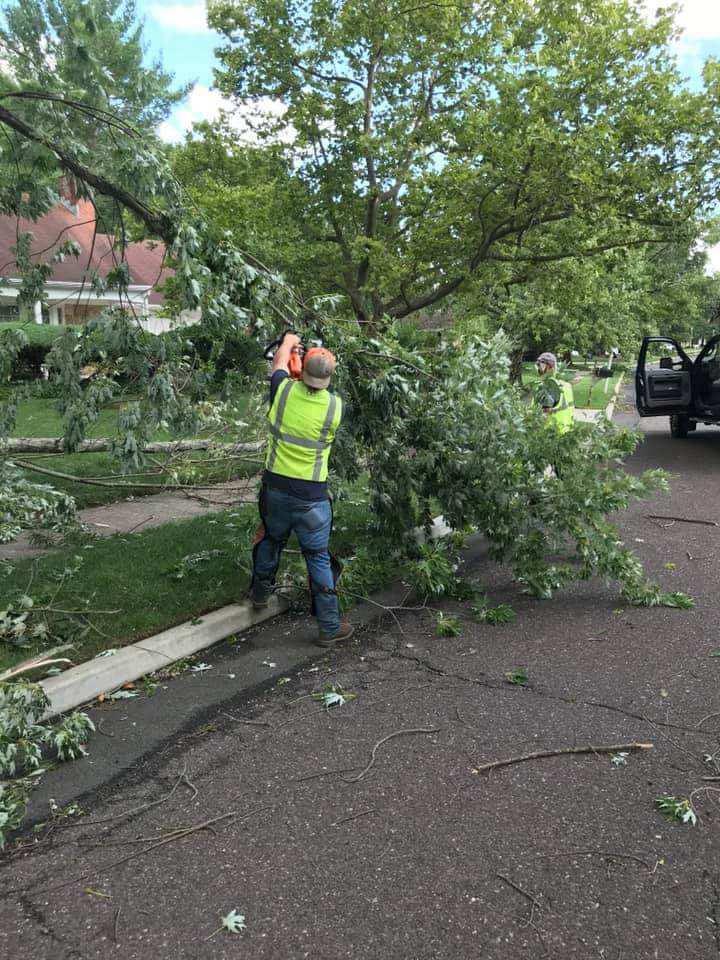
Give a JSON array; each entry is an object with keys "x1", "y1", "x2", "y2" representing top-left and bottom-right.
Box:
[{"x1": 0, "y1": 103, "x2": 175, "y2": 240}]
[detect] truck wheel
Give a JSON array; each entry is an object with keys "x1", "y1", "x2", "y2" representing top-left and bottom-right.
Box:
[{"x1": 670, "y1": 414, "x2": 689, "y2": 438}]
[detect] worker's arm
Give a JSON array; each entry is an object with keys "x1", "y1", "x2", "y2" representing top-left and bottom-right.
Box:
[{"x1": 272, "y1": 333, "x2": 302, "y2": 374}]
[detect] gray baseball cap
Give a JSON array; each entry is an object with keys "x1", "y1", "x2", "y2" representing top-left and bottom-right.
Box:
[{"x1": 302, "y1": 348, "x2": 336, "y2": 389}]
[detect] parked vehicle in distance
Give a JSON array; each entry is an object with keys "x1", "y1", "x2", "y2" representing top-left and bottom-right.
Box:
[{"x1": 635, "y1": 335, "x2": 720, "y2": 437}]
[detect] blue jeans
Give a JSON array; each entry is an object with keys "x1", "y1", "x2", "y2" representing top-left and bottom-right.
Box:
[{"x1": 251, "y1": 486, "x2": 340, "y2": 636}]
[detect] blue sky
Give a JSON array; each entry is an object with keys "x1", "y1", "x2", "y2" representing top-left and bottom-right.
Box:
[
  {"x1": 138, "y1": 1, "x2": 720, "y2": 141},
  {"x1": 138, "y1": 2, "x2": 720, "y2": 264}
]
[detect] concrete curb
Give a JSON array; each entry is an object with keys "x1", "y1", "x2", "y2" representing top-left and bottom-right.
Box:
[
  {"x1": 40, "y1": 595, "x2": 288, "y2": 719},
  {"x1": 39, "y1": 516, "x2": 453, "y2": 719},
  {"x1": 604, "y1": 372, "x2": 625, "y2": 420}
]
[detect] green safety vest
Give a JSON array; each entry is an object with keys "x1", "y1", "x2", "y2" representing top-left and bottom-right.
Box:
[
  {"x1": 265, "y1": 378, "x2": 343, "y2": 482},
  {"x1": 548, "y1": 379, "x2": 575, "y2": 434}
]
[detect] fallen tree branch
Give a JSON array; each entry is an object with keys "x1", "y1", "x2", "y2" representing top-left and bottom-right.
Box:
[
  {"x1": 0, "y1": 643, "x2": 75, "y2": 681},
  {"x1": 343, "y1": 726, "x2": 442, "y2": 782},
  {"x1": 4, "y1": 438, "x2": 263, "y2": 455},
  {"x1": 645, "y1": 514, "x2": 718, "y2": 527},
  {"x1": 11, "y1": 458, "x2": 258, "y2": 492},
  {"x1": 472, "y1": 741, "x2": 653, "y2": 776}
]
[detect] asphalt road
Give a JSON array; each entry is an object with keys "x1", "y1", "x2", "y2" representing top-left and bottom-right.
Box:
[{"x1": 2, "y1": 394, "x2": 720, "y2": 960}]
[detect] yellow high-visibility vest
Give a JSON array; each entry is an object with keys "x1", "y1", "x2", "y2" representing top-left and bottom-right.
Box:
[
  {"x1": 548, "y1": 379, "x2": 575, "y2": 433},
  {"x1": 265, "y1": 378, "x2": 343, "y2": 482}
]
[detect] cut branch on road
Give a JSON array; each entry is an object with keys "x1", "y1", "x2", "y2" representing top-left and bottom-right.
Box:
[{"x1": 471, "y1": 741, "x2": 653, "y2": 776}]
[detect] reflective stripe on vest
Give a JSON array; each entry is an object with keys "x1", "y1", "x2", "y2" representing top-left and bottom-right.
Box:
[
  {"x1": 548, "y1": 380, "x2": 575, "y2": 433},
  {"x1": 265, "y1": 378, "x2": 342, "y2": 482}
]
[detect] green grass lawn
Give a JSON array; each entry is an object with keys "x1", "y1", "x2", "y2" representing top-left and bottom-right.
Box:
[
  {"x1": 0, "y1": 489, "x2": 382, "y2": 676},
  {"x1": 572, "y1": 370, "x2": 623, "y2": 408},
  {"x1": 10, "y1": 395, "x2": 259, "y2": 509},
  {"x1": 0, "y1": 320, "x2": 67, "y2": 347}
]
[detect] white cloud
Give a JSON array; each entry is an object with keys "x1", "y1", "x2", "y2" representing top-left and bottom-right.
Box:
[
  {"x1": 642, "y1": 1, "x2": 720, "y2": 40},
  {"x1": 158, "y1": 85, "x2": 294, "y2": 145},
  {"x1": 704, "y1": 242, "x2": 720, "y2": 276},
  {"x1": 148, "y1": 3, "x2": 210, "y2": 34}
]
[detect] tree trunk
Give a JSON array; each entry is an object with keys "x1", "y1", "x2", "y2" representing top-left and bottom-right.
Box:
[
  {"x1": 3, "y1": 438, "x2": 263, "y2": 455},
  {"x1": 509, "y1": 348, "x2": 524, "y2": 384}
]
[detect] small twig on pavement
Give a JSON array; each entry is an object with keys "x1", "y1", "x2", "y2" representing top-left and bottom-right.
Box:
[
  {"x1": 342, "y1": 590, "x2": 405, "y2": 634},
  {"x1": 294, "y1": 766, "x2": 360, "y2": 783},
  {"x1": 37, "y1": 808, "x2": 272, "y2": 894},
  {"x1": 125, "y1": 516, "x2": 154, "y2": 535},
  {"x1": 696, "y1": 711, "x2": 720, "y2": 729},
  {"x1": 343, "y1": 726, "x2": 442, "y2": 783},
  {"x1": 331, "y1": 809, "x2": 379, "y2": 828},
  {"x1": 113, "y1": 906, "x2": 121, "y2": 944},
  {"x1": 533, "y1": 849, "x2": 654, "y2": 871},
  {"x1": 471, "y1": 741, "x2": 653, "y2": 776},
  {"x1": 645, "y1": 514, "x2": 718, "y2": 526},
  {"x1": 222, "y1": 712, "x2": 272, "y2": 727},
  {"x1": 497, "y1": 872, "x2": 543, "y2": 912},
  {"x1": 690, "y1": 786, "x2": 720, "y2": 810},
  {"x1": 62, "y1": 763, "x2": 189, "y2": 828},
  {"x1": 97, "y1": 812, "x2": 241, "y2": 871},
  {"x1": 182, "y1": 770, "x2": 198, "y2": 802},
  {"x1": 96, "y1": 718, "x2": 115, "y2": 738}
]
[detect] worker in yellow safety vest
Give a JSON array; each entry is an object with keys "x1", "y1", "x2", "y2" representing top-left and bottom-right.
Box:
[
  {"x1": 534, "y1": 351, "x2": 575, "y2": 433},
  {"x1": 250, "y1": 333, "x2": 354, "y2": 648}
]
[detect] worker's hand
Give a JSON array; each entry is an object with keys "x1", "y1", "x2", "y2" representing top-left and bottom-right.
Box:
[{"x1": 282, "y1": 332, "x2": 302, "y2": 350}]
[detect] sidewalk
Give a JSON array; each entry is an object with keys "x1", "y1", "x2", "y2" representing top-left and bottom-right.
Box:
[{"x1": 0, "y1": 476, "x2": 258, "y2": 562}]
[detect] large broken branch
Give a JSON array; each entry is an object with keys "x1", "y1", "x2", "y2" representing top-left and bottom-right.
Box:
[
  {"x1": 0, "y1": 102, "x2": 175, "y2": 241},
  {"x1": 3, "y1": 438, "x2": 263, "y2": 455}
]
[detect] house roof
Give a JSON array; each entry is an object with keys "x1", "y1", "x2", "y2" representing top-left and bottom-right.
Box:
[{"x1": 0, "y1": 199, "x2": 171, "y2": 305}]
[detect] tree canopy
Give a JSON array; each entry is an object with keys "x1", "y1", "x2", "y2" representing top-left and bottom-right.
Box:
[
  {"x1": 0, "y1": 0, "x2": 713, "y2": 612},
  {"x1": 208, "y1": 0, "x2": 720, "y2": 327},
  {"x1": 0, "y1": 0, "x2": 188, "y2": 130}
]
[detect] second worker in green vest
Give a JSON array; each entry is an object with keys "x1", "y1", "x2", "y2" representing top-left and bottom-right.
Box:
[{"x1": 534, "y1": 351, "x2": 575, "y2": 433}]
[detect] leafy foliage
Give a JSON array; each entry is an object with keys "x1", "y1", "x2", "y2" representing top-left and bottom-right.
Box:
[
  {"x1": 0, "y1": 464, "x2": 76, "y2": 544},
  {"x1": 210, "y1": 0, "x2": 720, "y2": 327},
  {"x1": 311, "y1": 685, "x2": 356, "y2": 709},
  {"x1": 471, "y1": 599, "x2": 516, "y2": 625},
  {"x1": 0, "y1": 681, "x2": 94, "y2": 846},
  {"x1": 505, "y1": 667, "x2": 529, "y2": 687},
  {"x1": 655, "y1": 794, "x2": 697, "y2": 826},
  {"x1": 403, "y1": 543, "x2": 458, "y2": 599},
  {"x1": 331, "y1": 327, "x2": 687, "y2": 606},
  {"x1": 0, "y1": 0, "x2": 189, "y2": 130},
  {"x1": 435, "y1": 614, "x2": 462, "y2": 638},
  {"x1": 220, "y1": 910, "x2": 247, "y2": 934}
]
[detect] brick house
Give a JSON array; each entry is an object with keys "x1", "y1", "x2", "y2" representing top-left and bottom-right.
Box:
[{"x1": 0, "y1": 189, "x2": 194, "y2": 334}]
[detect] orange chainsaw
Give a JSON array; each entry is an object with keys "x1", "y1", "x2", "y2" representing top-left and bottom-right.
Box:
[{"x1": 263, "y1": 329, "x2": 304, "y2": 380}]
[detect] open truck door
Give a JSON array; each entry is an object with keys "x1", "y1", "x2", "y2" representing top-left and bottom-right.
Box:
[{"x1": 635, "y1": 337, "x2": 693, "y2": 422}]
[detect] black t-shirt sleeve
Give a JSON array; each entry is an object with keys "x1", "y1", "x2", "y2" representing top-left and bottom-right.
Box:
[{"x1": 269, "y1": 369, "x2": 289, "y2": 405}]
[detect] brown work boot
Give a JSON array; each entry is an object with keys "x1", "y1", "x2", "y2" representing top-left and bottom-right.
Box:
[{"x1": 315, "y1": 621, "x2": 355, "y2": 648}]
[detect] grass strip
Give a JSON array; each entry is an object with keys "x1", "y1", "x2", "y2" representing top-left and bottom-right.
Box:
[
  {"x1": 0, "y1": 490, "x2": 386, "y2": 675},
  {"x1": 572, "y1": 371, "x2": 623, "y2": 409}
]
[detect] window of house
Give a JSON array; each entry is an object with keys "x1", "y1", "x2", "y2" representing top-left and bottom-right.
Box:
[{"x1": 0, "y1": 304, "x2": 20, "y2": 322}]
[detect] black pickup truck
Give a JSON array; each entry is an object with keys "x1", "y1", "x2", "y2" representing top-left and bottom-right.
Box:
[{"x1": 635, "y1": 335, "x2": 720, "y2": 437}]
